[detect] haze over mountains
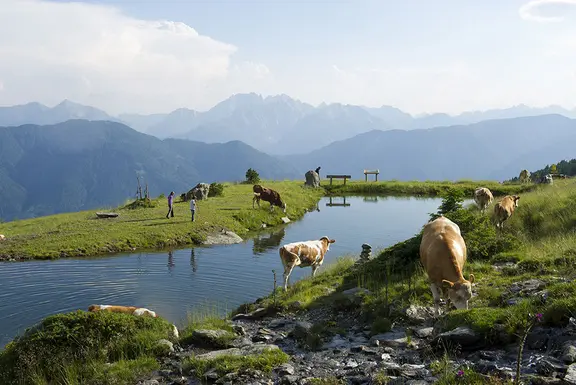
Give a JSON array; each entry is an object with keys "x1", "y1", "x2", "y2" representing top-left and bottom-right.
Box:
[{"x1": 2, "y1": 93, "x2": 576, "y2": 155}]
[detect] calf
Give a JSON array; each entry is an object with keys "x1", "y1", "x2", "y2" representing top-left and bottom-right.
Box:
[
  {"x1": 473, "y1": 187, "x2": 493, "y2": 213},
  {"x1": 253, "y1": 184, "x2": 287, "y2": 213},
  {"x1": 420, "y1": 216, "x2": 474, "y2": 315},
  {"x1": 493, "y1": 195, "x2": 520, "y2": 228},
  {"x1": 279, "y1": 236, "x2": 336, "y2": 291}
]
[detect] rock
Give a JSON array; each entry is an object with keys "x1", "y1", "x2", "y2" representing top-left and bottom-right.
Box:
[
  {"x1": 139, "y1": 381, "x2": 160, "y2": 385},
  {"x1": 204, "y1": 230, "x2": 243, "y2": 245},
  {"x1": 281, "y1": 217, "x2": 291, "y2": 224},
  {"x1": 413, "y1": 327, "x2": 434, "y2": 339},
  {"x1": 289, "y1": 301, "x2": 303, "y2": 310},
  {"x1": 304, "y1": 170, "x2": 320, "y2": 188},
  {"x1": 536, "y1": 358, "x2": 568, "y2": 377},
  {"x1": 281, "y1": 375, "x2": 299, "y2": 385},
  {"x1": 562, "y1": 342, "x2": 576, "y2": 364},
  {"x1": 190, "y1": 329, "x2": 236, "y2": 348},
  {"x1": 232, "y1": 307, "x2": 270, "y2": 321},
  {"x1": 269, "y1": 318, "x2": 292, "y2": 329},
  {"x1": 233, "y1": 324, "x2": 246, "y2": 336},
  {"x1": 277, "y1": 363, "x2": 295, "y2": 376},
  {"x1": 345, "y1": 359, "x2": 359, "y2": 369},
  {"x1": 292, "y1": 321, "x2": 313, "y2": 340},
  {"x1": 405, "y1": 305, "x2": 434, "y2": 324},
  {"x1": 185, "y1": 183, "x2": 210, "y2": 201},
  {"x1": 565, "y1": 364, "x2": 576, "y2": 384},
  {"x1": 0, "y1": 234, "x2": 5, "y2": 242},
  {"x1": 432, "y1": 327, "x2": 481, "y2": 349},
  {"x1": 370, "y1": 331, "x2": 408, "y2": 348},
  {"x1": 342, "y1": 287, "x2": 371, "y2": 297},
  {"x1": 324, "y1": 335, "x2": 350, "y2": 350},
  {"x1": 156, "y1": 339, "x2": 175, "y2": 354},
  {"x1": 194, "y1": 344, "x2": 281, "y2": 361},
  {"x1": 509, "y1": 279, "x2": 546, "y2": 296},
  {"x1": 230, "y1": 337, "x2": 253, "y2": 348}
]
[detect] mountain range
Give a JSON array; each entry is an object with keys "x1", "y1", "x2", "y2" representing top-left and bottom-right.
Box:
[
  {"x1": 2, "y1": 94, "x2": 575, "y2": 155},
  {"x1": 0, "y1": 120, "x2": 298, "y2": 221}
]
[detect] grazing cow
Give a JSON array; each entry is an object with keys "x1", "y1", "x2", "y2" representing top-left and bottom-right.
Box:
[
  {"x1": 0, "y1": 234, "x2": 5, "y2": 242},
  {"x1": 473, "y1": 187, "x2": 494, "y2": 213},
  {"x1": 88, "y1": 304, "x2": 157, "y2": 317},
  {"x1": 279, "y1": 236, "x2": 336, "y2": 291},
  {"x1": 519, "y1": 169, "x2": 531, "y2": 184},
  {"x1": 493, "y1": 195, "x2": 520, "y2": 229},
  {"x1": 539, "y1": 174, "x2": 553, "y2": 185},
  {"x1": 420, "y1": 216, "x2": 474, "y2": 315},
  {"x1": 253, "y1": 184, "x2": 287, "y2": 213}
]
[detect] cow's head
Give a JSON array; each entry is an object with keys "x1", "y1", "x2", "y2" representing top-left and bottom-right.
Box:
[
  {"x1": 442, "y1": 274, "x2": 475, "y2": 310},
  {"x1": 253, "y1": 184, "x2": 264, "y2": 194},
  {"x1": 88, "y1": 305, "x2": 100, "y2": 312},
  {"x1": 512, "y1": 195, "x2": 520, "y2": 207},
  {"x1": 319, "y1": 236, "x2": 336, "y2": 251},
  {"x1": 281, "y1": 201, "x2": 287, "y2": 213}
]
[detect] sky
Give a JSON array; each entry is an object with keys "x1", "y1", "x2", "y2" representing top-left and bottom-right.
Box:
[{"x1": 0, "y1": 0, "x2": 575, "y2": 115}]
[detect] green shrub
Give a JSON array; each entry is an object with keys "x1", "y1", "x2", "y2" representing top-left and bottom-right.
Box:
[
  {"x1": 0, "y1": 311, "x2": 175, "y2": 385},
  {"x1": 245, "y1": 168, "x2": 261, "y2": 184},
  {"x1": 208, "y1": 182, "x2": 225, "y2": 197}
]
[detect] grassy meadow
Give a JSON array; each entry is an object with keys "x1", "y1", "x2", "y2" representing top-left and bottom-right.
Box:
[{"x1": 0, "y1": 181, "x2": 322, "y2": 260}]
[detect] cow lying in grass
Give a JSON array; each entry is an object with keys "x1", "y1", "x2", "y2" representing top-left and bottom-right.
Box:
[
  {"x1": 88, "y1": 304, "x2": 179, "y2": 338},
  {"x1": 253, "y1": 184, "x2": 287, "y2": 213},
  {"x1": 493, "y1": 195, "x2": 520, "y2": 229},
  {"x1": 420, "y1": 216, "x2": 474, "y2": 315},
  {"x1": 279, "y1": 236, "x2": 336, "y2": 291}
]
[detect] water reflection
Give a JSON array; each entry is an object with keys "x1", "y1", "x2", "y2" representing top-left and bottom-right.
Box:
[
  {"x1": 253, "y1": 228, "x2": 286, "y2": 255},
  {"x1": 326, "y1": 196, "x2": 351, "y2": 207},
  {"x1": 168, "y1": 250, "x2": 175, "y2": 272},
  {"x1": 363, "y1": 196, "x2": 379, "y2": 203},
  {"x1": 190, "y1": 249, "x2": 197, "y2": 272}
]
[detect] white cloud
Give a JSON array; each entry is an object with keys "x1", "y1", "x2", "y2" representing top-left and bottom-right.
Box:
[
  {"x1": 519, "y1": 0, "x2": 576, "y2": 23},
  {"x1": 0, "y1": 0, "x2": 271, "y2": 114}
]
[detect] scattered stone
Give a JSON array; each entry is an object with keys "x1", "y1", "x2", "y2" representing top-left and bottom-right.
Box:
[
  {"x1": 185, "y1": 183, "x2": 210, "y2": 201},
  {"x1": 432, "y1": 327, "x2": 481, "y2": 350},
  {"x1": 233, "y1": 324, "x2": 247, "y2": 336},
  {"x1": 370, "y1": 331, "x2": 408, "y2": 348},
  {"x1": 405, "y1": 305, "x2": 435, "y2": 325},
  {"x1": 204, "y1": 230, "x2": 243, "y2": 245},
  {"x1": 194, "y1": 344, "x2": 281, "y2": 361},
  {"x1": 156, "y1": 339, "x2": 174, "y2": 354},
  {"x1": 359, "y1": 243, "x2": 372, "y2": 262},
  {"x1": 562, "y1": 342, "x2": 576, "y2": 364},
  {"x1": 277, "y1": 363, "x2": 295, "y2": 376},
  {"x1": 269, "y1": 319, "x2": 291, "y2": 329},
  {"x1": 291, "y1": 321, "x2": 313, "y2": 340},
  {"x1": 565, "y1": 364, "x2": 576, "y2": 384},
  {"x1": 281, "y1": 217, "x2": 291, "y2": 224},
  {"x1": 232, "y1": 307, "x2": 270, "y2": 321},
  {"x1": 189, "y1": 329, "x2": 236, "y2": 348},
  {"x1": 413, "y1": 327, "x2": 434, "y2": 339},
  {"x1": 536, "y1": 358, "x2": 568, "y2": 377}
]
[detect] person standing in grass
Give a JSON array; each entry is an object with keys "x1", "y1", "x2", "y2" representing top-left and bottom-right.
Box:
[
  {"x1": 166, "y1": 191, "x2": 175, "y2": 219},
  {"x1": 190, "y1": 197, "x2": 197, "y2": 222}
]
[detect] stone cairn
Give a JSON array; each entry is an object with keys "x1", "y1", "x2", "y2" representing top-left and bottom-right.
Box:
[{"x1": 359, "y1": 243, "x2": 372, "y2": 262}]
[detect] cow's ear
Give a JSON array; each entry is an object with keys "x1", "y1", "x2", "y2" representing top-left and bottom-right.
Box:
[
  {"x1": 442, "y1": 279, "x2": 454, "y2": 289},
  {"x1": 468, "y1": 274, "x2": 475, "y2": 284},
  {"x1": 329, "y1": 239, "x2": 336, "y2": 243}
]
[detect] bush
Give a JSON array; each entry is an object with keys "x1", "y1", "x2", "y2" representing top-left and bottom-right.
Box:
[
  {"x1": 0, "y1": 311, "x2": 176, "y2": 385},
  {"x1": 208, "y1": 182, "x2": 225, "y2": 197},
  {"x1": 245, "y1": 168, "x2": 261, "y2": 184}
]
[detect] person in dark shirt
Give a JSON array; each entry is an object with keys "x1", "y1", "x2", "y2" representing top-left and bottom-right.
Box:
[{"x1": 166, "y1": 191, "x2": 175, "y2": 218}]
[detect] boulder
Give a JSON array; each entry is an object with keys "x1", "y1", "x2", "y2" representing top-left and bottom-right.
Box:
[
  {"x1": 185, "y1": 183, "x2": 210, "y2": 201},
  {"x1": 0, "y1": 234, "x2": 5, "y2": 241},
  {"x1": 304, "y1": 170, "x2": 320, "y2": 188},
  {"x1": 189, "y1": 329, "x2": 236, "y2": 348}
]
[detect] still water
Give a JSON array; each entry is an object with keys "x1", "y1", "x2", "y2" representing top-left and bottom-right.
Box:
[{"x1": 0, "y1": 196, "x2": 447, "y2": 347}]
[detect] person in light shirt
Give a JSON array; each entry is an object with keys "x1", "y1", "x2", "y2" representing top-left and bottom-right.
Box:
[{"x1": 190, "y1": 197, "x2": 197, "y2": 222}]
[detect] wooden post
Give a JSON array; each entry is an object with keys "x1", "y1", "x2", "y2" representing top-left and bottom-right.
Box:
[
  {"x1": 365, "y1": 172, "x2": 368, "y2": 182},
  {"x1": 376, "y1": 174, "x2": 378, "y2": 182},
  {"x1": 344, "y1": 177, "x2": 347, "y2": 186},
  {"x1": 330, "y1": 177, "x2": 333, "y2": 186}
]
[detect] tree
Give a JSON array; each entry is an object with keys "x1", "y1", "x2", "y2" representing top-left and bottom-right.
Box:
[
  {"x1": 550, "y1": 164, "x2": 558, "y2": 174},
  {"x1": 245, "y1": 168, "x2": 261, "y2": 184}
]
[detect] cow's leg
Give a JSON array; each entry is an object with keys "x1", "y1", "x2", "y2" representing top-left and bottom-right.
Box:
[
  {"x1": 430, "y1": 283, "x2": 442, "y2": 316},
  {"x1": 269, "y1": 203, "x2": 274, "y2": 213},
  {"x1": 311, "y1": 265, "x2": 319, "y2": 277},
  {"x1": 283, "y1": 264, "x2": 295, "y2": 291}
]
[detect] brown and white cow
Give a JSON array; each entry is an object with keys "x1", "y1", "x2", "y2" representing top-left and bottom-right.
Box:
[
  {"x1": 88, "y1": 304, "x2": 158, "y2": 317},
  {"x1": 519, "y1": 169, "x2": 531, "y2": 184},
  {"x1": 420, "y1": 216, "x2": 474, "y2": 315},
  {"x1": 279, "y1": 236, "x2": 336, "y2": 291},
  {"x1": 473, "y1": 187, "x2": 494, "y2": 213},
  {"x1": 493, "y1": 195, "x2": 520, "y2": 229},
  {"x1": 253, "y1": 184, "x2": 287, "y2": 213}
]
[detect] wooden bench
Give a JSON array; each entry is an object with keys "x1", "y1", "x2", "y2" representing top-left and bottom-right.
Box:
[
  {"x1": 325, "y1": 196, "x2": 351, "y2": 207},
  {"x1": 326, "y1": 174, "x2": 351, "y2": 185},
  {"x1": 363, "y1": 169, "x2": 380, "y2": 182}
]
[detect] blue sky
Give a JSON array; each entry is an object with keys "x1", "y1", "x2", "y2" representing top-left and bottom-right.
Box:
[{"x1": 1, "y1": 0, "x2": 575, "y2": 114}]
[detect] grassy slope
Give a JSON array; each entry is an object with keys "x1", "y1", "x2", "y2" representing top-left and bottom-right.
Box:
[{"x1": 0, "y1": 181, "x2": 322, "y2": 260}]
